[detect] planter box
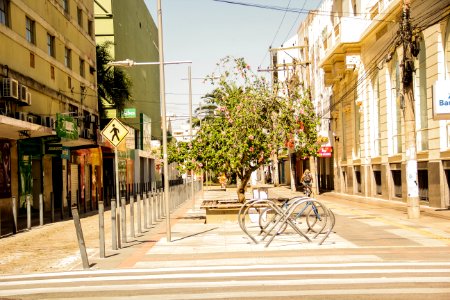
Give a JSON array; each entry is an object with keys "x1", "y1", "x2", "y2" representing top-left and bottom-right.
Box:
[{"x1": 200, "y1": 198, "x2": 288, "y2": 223}]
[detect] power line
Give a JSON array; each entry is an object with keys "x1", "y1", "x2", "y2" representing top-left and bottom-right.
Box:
[
  {"x1": 213, "y1": 0, "x2": 398, "y2": 24},
  {"x1": 269, "y1": 0, "x2": 292, "y2": 48}
]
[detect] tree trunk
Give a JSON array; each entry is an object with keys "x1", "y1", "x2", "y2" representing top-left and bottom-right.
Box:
[
  {"x1": 237, "y1": 174, "x2": 251, "y2": 203},
  {"x1": 289, "y1": 152, "x2": 296, "y2": 192},
  {"x1": 272, "y1": 154, "x2": 280, "y2": 186}
]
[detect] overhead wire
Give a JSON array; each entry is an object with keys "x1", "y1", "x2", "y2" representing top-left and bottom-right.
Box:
[{"x1": 213, "y1": 0, "x2": 399, "y2": 24}]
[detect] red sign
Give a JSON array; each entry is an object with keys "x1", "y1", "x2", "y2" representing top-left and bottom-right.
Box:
[{"x1": 318, "y1": 146, "x2": 333, "y2": 157}]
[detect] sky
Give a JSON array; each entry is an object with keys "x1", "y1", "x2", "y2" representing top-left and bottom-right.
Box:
[{"x1": 143, "y1": 0, "x2": 321, "y2": 130}]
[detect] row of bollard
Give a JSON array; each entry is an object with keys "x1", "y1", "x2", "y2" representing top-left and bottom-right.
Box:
[
  {"x1": 98, "y1": 188, "x2": 175, "y2": 256},
  {"x1": 7, "y1": 194, "x2": 55, "y2": 235},
  {"x1": 97, "y1": 181, "x2": 201, "y2": 257}
]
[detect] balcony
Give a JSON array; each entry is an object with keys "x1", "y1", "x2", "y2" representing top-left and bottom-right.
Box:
[{"x1": 320, "y1": 16, "x2": 372, "y2": 85}]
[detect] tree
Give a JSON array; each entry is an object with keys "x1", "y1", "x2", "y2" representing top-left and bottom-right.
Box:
[
  {"x1": 169, "y1": 57, "x2": 320, "y2": 202},
  {"x1": 96, "y1": 41, "x2": 133, "y2": 118}
]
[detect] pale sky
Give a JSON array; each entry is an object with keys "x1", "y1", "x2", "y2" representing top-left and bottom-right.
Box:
[{"x1": 144, "y1": 0, "x2": 321, "y2": 129}]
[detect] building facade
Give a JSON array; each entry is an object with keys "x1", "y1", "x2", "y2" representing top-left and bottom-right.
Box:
[
  {"x1": 0, "y1": 0, "x2": 99, "y2": 221},
  {"x1": 301, "y1": 0, "x2": 450, "y2": 208},
  {"x1": 95, "y1": 0, "x2": 162, "y2": 191}
]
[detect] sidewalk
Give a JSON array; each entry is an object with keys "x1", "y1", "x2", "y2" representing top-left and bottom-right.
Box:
[{"x1": 1, "y1": 184, "x2": 450, "y2": 275}]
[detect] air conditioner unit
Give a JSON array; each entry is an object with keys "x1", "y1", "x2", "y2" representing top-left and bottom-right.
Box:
[
  {"x1": 26, "y1": 92, "x2": 32, "y2": 106},
  {"x1": 19, "y1": 85, "x2": 28, "y2": 102},
  {"x1": 2, "y1": 78, "x2": 19, "y2": 99},
  {"x1": 15, "y1": 111, "x2": 27, "y2": 121},
  {"x1": 45, "y1": 116, "x2": 55, "y2": 128}
]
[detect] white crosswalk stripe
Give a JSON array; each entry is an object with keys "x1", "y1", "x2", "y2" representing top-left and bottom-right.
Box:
[{"x1": 2, "y1": 261, "x2": 450, "y2": 299}]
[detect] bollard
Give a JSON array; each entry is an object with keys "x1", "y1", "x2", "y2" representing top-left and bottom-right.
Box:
[
  {"x1": 51, "y1": 192, "x2": 55, "y2": 223},
  {"x1": 121, "y1": 197, "x2": 127, "y2": 243},
  {"x1": 98, "y1": 200, "x2": 105, "y2": 258},
  {"x1": 12, "y1": 197, "x2": 17, "y2": 234},
  {"x1": 71, "y1": 205, "x2": 90, "y2": 270},
  {"x1": 130, "y1": 195, "x2": 135, "y2": 238},
  {"x1": 143, "y1": 192, "x2": 148, "y2": 229},
  {"x1": 39, "y1": 194, "x2": 44, "y2": 226},
  {"x1": 158, "y1": 189, "x2": 162, "y2": 221},
  {"x1": 148, "y1": 192, "x2": 153, "y2": 226},
  {"x1": 150, "y1": 192, "x2": 155, "y2": 225},
  {"x1": 136, "y1": 194, "x2": 142, "y2": 234},
  {"x1": 26, "y1": 194, "x2": 31, "y2": 230},
  {"x1": 111, "y1": 198, "x2": 117, "y2": 250}
]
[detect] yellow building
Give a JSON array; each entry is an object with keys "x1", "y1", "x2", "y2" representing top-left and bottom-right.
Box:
[
  {"x1": 0, "y1": 0, "x2": 99, "y2": 227},
  {"x1": 302, "y1": 0, "x2": 450, "y2": 208}
]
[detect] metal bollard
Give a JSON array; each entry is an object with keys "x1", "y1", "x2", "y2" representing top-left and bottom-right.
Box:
[
  {"x1": 99, "y1": 200, "x2": 105, "y2": 258},
  {"x1": 71, "y1": 205, "x2": 90, "y2": 270},
  {"x1": 148, "y1": 192, "x2": 153, "y2": 226},
  {"x1": 121, "y1": 197, "x2": 127, "y2": 243},
  {"x1": 51, "y1": 192, "x2": 55, "y2": 223},
  {"x1": 143, "y1": 192, "x2": 148, "y2": 229},
  {"x1": 150, "y1": 192, "x2": 155, "y2": 225},
  {"x1": 12, "y1": 197, "x2": 17, "y2": 234},
  {"x1": 136, "y1": 194, "x2": 142, "y2": 234},
  {"x1": 39, "y1": 194, "x2": 44, "y2": 226},
  {"x1": 26, "y1": 194, "x2": 31, "y2": 230},
  {"x1": 130, "y1": 195, "x2": 135, "y2": 238},
  {"x1": 111, "y1": 198, "x2": 117, "y2": 250}
]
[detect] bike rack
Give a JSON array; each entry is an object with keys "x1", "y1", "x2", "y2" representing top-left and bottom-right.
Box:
[{"x1": 237, "y1": 196, "x2": 335, "y2": 247}]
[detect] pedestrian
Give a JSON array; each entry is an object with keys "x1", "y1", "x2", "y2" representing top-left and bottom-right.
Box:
[{"x1": 301, "y1": 169, "x2": 313, "y2": 196}]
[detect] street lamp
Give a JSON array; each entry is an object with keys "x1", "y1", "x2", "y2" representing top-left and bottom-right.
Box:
[
  {"x1": 108, "y1": 59, "x2": 192, "y2": 67},
  {"x1": 109, "y1": 0, "x2": 191, "y2": 242}
]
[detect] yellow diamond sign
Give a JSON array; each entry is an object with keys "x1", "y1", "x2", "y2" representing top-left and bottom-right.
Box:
[{"x1": 102, "y1": 118, "x2": 129, "y2": 147}]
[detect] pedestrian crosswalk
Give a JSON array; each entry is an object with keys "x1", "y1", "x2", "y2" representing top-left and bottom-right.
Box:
[{"x1": 2, "y1": 261, "x2": 450, "y2": 299}]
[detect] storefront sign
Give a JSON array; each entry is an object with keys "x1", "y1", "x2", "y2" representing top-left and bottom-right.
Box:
[
  {"x1": 45, "y1": 143, "x2": 62, "y2": 155},
  {"x1": 433, "y1": 80, "x2": 450, "y2": 120},
  {"x1": 56, "y1": 114, "x2": 78, "y2": 140},
  {"x1": 0, "y1": 141, "x2": 11, "y2": 198},
  {"x1": 122, "y1": 108, "x2": 136, "y2": 118},
  {"x1": 318, "y1": 146, "x2": 333, "y2": 157}
]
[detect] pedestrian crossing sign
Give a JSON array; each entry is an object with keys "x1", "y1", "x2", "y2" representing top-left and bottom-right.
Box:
[{"x1": 102, "y1": 118, "x2": 129, "y2": 147}]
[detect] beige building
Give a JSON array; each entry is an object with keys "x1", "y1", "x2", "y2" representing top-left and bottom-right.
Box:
[
  {"x1": 0, "y1": 0, "x2": 99, "y2": 226},
  {"x1": 300, "y1": 0, "x2": 450, "y2": 208}
]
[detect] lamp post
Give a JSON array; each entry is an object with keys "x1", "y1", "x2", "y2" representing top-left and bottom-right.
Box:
[{"x1": 109, "y1": 1, "x2": 191, "y2": 242}]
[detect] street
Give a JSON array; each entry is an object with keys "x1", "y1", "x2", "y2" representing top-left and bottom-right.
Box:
[{"x1": 1, "y1": 186, "x2": 450, "y2": 299}]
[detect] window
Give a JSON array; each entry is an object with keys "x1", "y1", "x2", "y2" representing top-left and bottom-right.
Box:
[
  {"x1": 77, "y1": 7, "x2": 82, "y2": 27},
  {"x1": 388, "y1": 56, "x2": 402, "y2": 154},
  {"x1": 415, "y1": 34, "x2": 428, "y2": 151},
  {"x1": 68, "y1": 76, "x2": 72, "y2": 89},
  {"x1": 47, "y1": 33, "x2": 55, "y2": 57},
  {"x1": 64, "y1": 47, "x2": 72, "y2": 69},
  {"x1": 30, "y1": 52, "x2": 35, "y2": 68},
  {"x1": 372, "y1": 73, "x2": 381, "y2": 156},
  {"x1": 88, "y1": 19, "x2": 93, "y2": 37},
  {"x1": 50, "y1": 65, "x2": 55, "y2": 80},
  {"x1": 79, "y1": 58, "x2": 85, "y2": 77},
  {"x1": 26, "y1": 17, "x2": 36, "y2": 44},
  {"x1": 62, "y1": 0, "x2": 69, "y2": 14},
  {"x1": 0, "y1": 0, "x2": 9, "y2": 26}
]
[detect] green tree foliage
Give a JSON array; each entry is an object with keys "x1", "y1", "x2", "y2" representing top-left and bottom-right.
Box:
[
  {"x1": 169, "y1": 57, "x2": 320, "y2": 202},
  {"x1": 96, "y1": 41, "x2": 133, "y2": 118}
]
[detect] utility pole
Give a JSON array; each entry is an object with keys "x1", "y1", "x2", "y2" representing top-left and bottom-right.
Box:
[{"x1": 401, "y1": 0, "x2": 420, "y2": 218}]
